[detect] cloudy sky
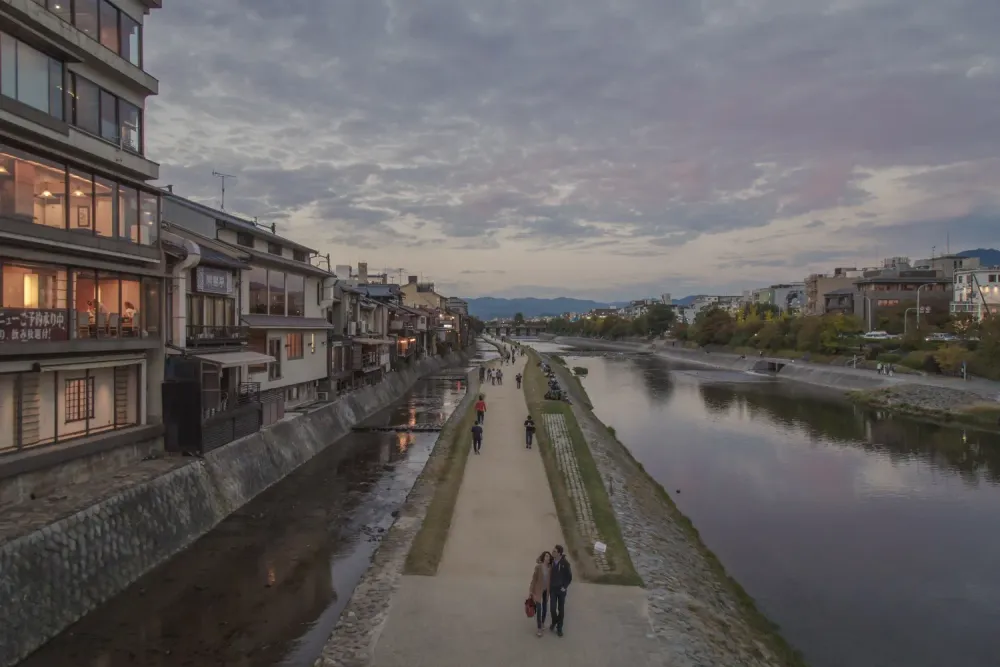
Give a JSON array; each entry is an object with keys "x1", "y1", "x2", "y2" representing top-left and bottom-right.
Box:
[{"x1": 146, "y1": 0, "x2": 1000, "y2": 301}]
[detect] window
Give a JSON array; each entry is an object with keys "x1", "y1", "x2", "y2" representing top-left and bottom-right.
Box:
[
  {"x1": 141, "y1": 277, "x2": 159, "y2": 335},
  {"x1": 94, "y1": 175, "x2": 116, "y2": 237},
  {"x1": 99, "y1": 0, "x2": 119, "y2": 52},
  {"x1": 990, "y1": 275, "x2": 997, "y2": 283},
  {"x1": 120, "y1": 100, "x2": 140, "y2": 152},
  {"x1": 0, "y1": 147, "x2": 67, "y2": 228},
  {"x1": 48, "y1": 0, "x2": 73, "y2": 23},
  {"x1": 293, "y1": 250, "x2": 308, "y2": 262},
  {"x1": 118, "y1": 185, "x2": 138, "y2": 242},
  {"x1": 68, "y1": 169, "x2": 93, "y2": 233},
  {"x1": 119, "y1": 13, "x2": 141, "y2": 67},
  {"x1": 268, "y1": 338, "x2": 281, "y2": 380},
  {"x1": 71, "y1": 74, "x2": 100, "y2": 134},
  {"x1": 139, "y1": 190, "x2": 157, "y2": 244},
  {"x1": 74, "y1": 0, "x2": 99, "y2": 39},
  {"x1": 248, "y1": 266, "x2": 267, "y2": 314},
  {"x1": 0, "y1": 33, "x2": 65, "y2": 119},
  {"x1": 286, "y1": 333, "x2": 304, "y2": 360},
  {"x1": 99, "y1": 89, "x2": 117, "y2": 141},
  {"x1": 65, "y1": 376, "x2": 95, "y2": 422},
  {"x1": 2, "y1": 263, "x2": 67, "y2": 309},
  {"x1": 268, "y1": 270, "x2": 285, "y2": 315},
  {"x1": 287, "y1": 274, "x2": 305, "y2": 317},
  {"x1": 267, "y1": 242, "x2": 282, "y2": 255},
  {"x1": 236, "y1": 231, "x2": 254, "y2": 247}
]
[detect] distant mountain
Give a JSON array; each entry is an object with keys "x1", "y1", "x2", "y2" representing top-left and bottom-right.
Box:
[
  {"x1": 958, "y1": 248, "x2": 1000, "y2": 267},
  {"x1": 672, "y1": 295, "x2": 701, "y2": 306},
  {"x1": 465, "y1": 297, "x2": 613, "y2": 320}
]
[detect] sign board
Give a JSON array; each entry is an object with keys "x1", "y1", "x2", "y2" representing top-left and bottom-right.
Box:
[
  {"x1": 195, "y1": 267, "x2": 233, "y2": 295},
  {"x1": 0, "y1": 308, "x2": 69, "y2": 342}
]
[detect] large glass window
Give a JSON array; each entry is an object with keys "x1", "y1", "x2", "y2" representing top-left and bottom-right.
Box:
[
  {"x1": 99, "y1": 89, "x2": 117, "y2": 142},
  {"x1": 94, "y1": 175, "x2": 116, "y2": 237},
  {"x1": 119, "y1": 100, "x2": 140, "y2": 152},
  {"x1": 97, "y1": 271, "x2": 120, "y2": 337},
  {"x1": 49, "y1": 0, "x2": 73, "y2": 23},
  {"x1": 71, "y1": 268, "x2": 96, "y2": 338},
  {"x1": 121, "y1": 276, "x2": 140, "y2": 337},
  {"x1": 74, "y1": 0, "x2": 99, "y2": 39},
  {"x1": 119, "y1": 13, "x2": 140, "y2": 67},
  {"x1": 1, "y1": 263, "x2": 67, "y2": 309},
  {"x1": 0, "y1": 148, "x2": 68, "y2": 229},
  {"x1": 141, "y1": 277, "x2": 159, "y2": 336},
  {"x1": 99, "y1": 1, "x2": 119, "y2": 52},
  {"x1": 72, "y1": 75, "x2": 100, "y2": 135},
  {"x1": 248, "y1": 266, "x2": 267, "y2": 314},
  {"x1": 268, "y1": 270, "x2": 285, "y2": 316},
  {"x1": 287, "y1": 274, "x2": 305, "y2": 317},
  {"x1": 118, "y1": 185, "x2": 138, "y2": 243},
  {"x1": 139, "y1": 190, "x2": 157, "y2": 245},
  {"x1": 68, "y1": 169, "x2": 93, "y2": 234},
  {"x1": 0, "y1": 33, "x2": 64, "y2": 119}
]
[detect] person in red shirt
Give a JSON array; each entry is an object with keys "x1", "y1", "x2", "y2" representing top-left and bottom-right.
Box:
[{"x1": 474, "y1": 394, "x2": 486, "y2": 424}]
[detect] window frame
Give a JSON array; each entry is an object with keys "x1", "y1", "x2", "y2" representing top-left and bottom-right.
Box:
[
  {"x1": 236, "y1": 231, "x2": 254, "y2": 248},
  {"x1": 64, "y1": 376, "x2": 95, "y2": 422},
  {"x1": 71, "y1": 73, "x2": 144, "y2": 156},
  {"x1": 267, "y1": 242, "x2": 282, "y2": 256},
  {"x1": 0, "y1": 32, "x2": 65, "y2": 121},
  {"x1": 286, "y1": 332, "x2": 304, "y2": 360}
]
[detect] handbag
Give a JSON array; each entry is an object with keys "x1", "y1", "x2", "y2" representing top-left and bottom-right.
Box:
[{"x1": 524, "y1": 596, "x2": 536, "y2": 618}]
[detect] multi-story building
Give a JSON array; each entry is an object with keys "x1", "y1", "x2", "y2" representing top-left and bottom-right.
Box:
[
  {"x1": 805, "y1": 268, "x2": 861, "y2": 315},
  {"x1": 445, "y1": 296, "x2": 468, "y2": 316},
  {"x1": 752, "y1": 283, "x2": 805, "y2": 313},
  {"x1": 0, "y1": 0, "x2": 164, "y2": 463},
  {"x1": 162, "y1": 193, "x2": 334, "y2": 424},
  {"x1": 854, "y1": 268, "x2": 951, "y2": 331},
  {"x1": 951, "y1": 266, "x2": 1000, "y2": 321},
  {"x1": 913, "y1": 254, "x2": 979, "y2": 279}
]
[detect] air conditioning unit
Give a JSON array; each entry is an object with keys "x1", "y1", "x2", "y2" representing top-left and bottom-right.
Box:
[{"x1": 317, "y1": 391, "x2": 329, "y2": 401}]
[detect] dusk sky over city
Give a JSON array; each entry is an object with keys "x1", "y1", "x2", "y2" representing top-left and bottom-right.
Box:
[{"x1": 146, "y1": 0, "x2": 999, "y2": 301}]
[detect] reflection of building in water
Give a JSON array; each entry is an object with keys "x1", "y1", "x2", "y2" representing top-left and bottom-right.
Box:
[{"x1": 397, "y1": 431, "x2": 412, "y2": 454}]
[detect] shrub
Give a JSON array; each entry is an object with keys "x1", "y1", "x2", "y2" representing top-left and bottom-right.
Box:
[
  {"x1": 922, "y1": 353, "x2": 942, "y2": 374},
  {"x1": 933, "y1": 345, "x2": 972, "y2": 374},
  {"x1": 900, "y1": 351, "x2": 929, "y2": 370},
  {"x1": 876, "y1": 353, "x2": 902, "y2": 364},
  {"x1": 573, "y1": 366, "x2": 589, "y2": 375}
]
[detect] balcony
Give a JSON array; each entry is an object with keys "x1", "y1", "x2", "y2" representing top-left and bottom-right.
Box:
[{"x1": 186, "y1": 324, "x2": 249, "y2": 347}]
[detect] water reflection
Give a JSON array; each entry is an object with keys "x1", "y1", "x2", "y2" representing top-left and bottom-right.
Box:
[{"x1": 567, "y1": 352, "x2": 1000, "y2": 667}]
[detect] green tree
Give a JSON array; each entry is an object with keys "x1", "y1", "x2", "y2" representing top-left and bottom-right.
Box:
[
  {"x1": 647, "y1": 304, "x2": 676, "y2": 336},
  {"x1": 693, "y1": 308, "x2": 736, "y2": 346},
  {"x1": 513, "y1": 312, "x2": 525, "y2": 325}
]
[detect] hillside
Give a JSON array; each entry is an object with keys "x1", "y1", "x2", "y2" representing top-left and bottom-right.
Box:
[
  {"x1": 958, "y1": 248, "x2": 1000, "y2": 267},
  {"x1": 465, "y1": 297, "x2": 613, "y2": 320}
]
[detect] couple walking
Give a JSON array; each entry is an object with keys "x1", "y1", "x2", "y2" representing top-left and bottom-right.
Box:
[{"x1": 528, "y1": 545, "x2": 572, "y2": 637}]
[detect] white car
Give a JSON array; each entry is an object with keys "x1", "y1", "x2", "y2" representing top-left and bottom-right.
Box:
[{"x1": 863, "y1": 331, "x2": 892, "y2": 340}]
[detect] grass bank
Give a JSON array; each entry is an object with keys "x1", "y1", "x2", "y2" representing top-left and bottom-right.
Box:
[
  {"x1": 848, "y1": 388, "x2": 1000, "y2": 431},
  {"x1": 404, "y1": 381, "x2": 478, "y2": 575},
  {"x1": 524, "y1": 351, "x2": 640, "y2": 586}
]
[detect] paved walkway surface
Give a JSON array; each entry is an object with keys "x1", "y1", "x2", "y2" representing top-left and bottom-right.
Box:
[{"x1": 372, "y1": 353, "x2": 662, "y2": 667}]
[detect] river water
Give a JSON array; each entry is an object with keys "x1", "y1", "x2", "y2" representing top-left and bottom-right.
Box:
[
  {"x1": 531, "y1": 340, "x2": 1000, "y2": 667},
  {"x1": 18, "y1": 356, "x2": 480, "y2": 667}
]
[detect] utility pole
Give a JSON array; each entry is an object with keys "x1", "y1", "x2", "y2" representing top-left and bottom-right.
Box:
[{"x1": 212, "y1": 171, "x2": 236, "y2": 210}]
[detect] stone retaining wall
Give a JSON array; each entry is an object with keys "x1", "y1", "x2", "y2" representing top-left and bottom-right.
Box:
[{"x1": 0, "y1": 351, "x2": 469, "y2": 667}]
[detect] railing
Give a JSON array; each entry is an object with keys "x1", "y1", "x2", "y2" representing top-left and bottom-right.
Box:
[
  {"x1": 202, "y1": 382, "x2": 261, "y2": 420},
  {"x1": 186, "y1": 324, "x2": 249, "y2": 346}
]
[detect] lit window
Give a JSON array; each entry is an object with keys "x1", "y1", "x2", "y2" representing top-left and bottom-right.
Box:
[{"x1": 65, "y1": 376, "x2": 95, "y2": 422}]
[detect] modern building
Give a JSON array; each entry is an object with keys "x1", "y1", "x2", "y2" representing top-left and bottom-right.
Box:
[
  {"x1": 951, "y1": 266, "x2": 1000, "y2": 321},
  {"x1": 804, "y1": 268, "x2": 861, "y2": 315},
  {"x1": 854, "y1": 268, "x2": 951, "y2": 331},
  {"x1": 914, "y1": 254, "x2": 979, "y2": 278},
  {"x1": 0, "y1": 0, "x2": 164, "y2": 461},
  {"x1": 752, "y1": 283, "x2": 805, "y2": 313}
]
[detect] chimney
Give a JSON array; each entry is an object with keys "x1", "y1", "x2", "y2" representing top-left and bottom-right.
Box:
[
  {"x1": 358, "y1": 262, "x2": 368, "y2": 283},
  {"x1": 408, "y1": 275, "x2": 418, "y2": 284}
]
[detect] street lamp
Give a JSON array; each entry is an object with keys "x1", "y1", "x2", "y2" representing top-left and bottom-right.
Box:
[
  {"x1": 864, "y1": 296, "x2": 873, "y2": 332},
  {"x1": 904, "y1": 307, "x2": 917, "y2": 335},
  {"x1": 916, "y1": 283, "x2": 932, "y2": 327}
]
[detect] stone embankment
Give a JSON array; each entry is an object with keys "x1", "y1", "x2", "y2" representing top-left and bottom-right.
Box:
[
  {"x1": 554, "y1": 336, "x2": 1000, "y2": 422},
  {"x1": 545, "y1": 358, "x2": 804, "y2": 667},
  {"x1": 0, "y1": 351, "x2": 470, "y2": 667}
]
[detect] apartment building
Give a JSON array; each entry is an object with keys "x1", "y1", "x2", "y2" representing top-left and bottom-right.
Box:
[
  {"x1": 854, "y1": 268, "x2": 951, "y2": 331},
  {"x1": 804, "y1": 268, "x2": 861, "y2": 315},
  {"x1": 952, "y1": 266, "x2": 1000, "y2": 321},
  {"x1": 0, "y1": 0, "x2": 164, "y2": 462}
]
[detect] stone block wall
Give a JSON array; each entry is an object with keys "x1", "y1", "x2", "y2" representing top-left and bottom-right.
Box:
[{"x1": 0, "y1": 351, "x2": 468, "y2": 667}]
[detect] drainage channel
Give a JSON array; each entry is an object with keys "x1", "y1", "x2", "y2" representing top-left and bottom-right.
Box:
[{"x1": 18, "y1": 374, "x2": 468, "y2": 667}]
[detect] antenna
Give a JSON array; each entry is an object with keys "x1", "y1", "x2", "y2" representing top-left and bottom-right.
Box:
[
  {"x1": 212, "y1": 171, "x2": 236, "y2": 210},
  {"x1": 946, "y1": 230, "x2": 950, "y2": 255}
]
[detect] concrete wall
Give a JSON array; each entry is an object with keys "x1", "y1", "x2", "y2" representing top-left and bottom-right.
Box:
[{"x1": 0, "y1": 349, "x2": 470, "y2": 667}]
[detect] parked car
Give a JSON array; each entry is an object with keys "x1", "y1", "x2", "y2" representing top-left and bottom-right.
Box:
[
  {"x1": 925, "y1": 333, "x2": 960, "y2": 342},
  {"x1": 863, "y1": 331, "x2": 892, "y2": 340}
]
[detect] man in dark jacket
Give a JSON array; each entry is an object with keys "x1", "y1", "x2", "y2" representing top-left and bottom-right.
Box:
[{"x1": 549, "y1": 544, "x2": 572, "y2": 636}]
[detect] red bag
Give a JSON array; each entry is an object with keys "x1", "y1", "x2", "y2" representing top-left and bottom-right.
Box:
[{"x1": 524, "y1": 597, "x2": 536, "y2": 618}]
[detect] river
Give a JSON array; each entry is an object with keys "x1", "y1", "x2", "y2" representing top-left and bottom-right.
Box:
[
  {"x1": 17, "y1": 350, "x2": 486, "y2": 667},
  {"x1": 531, "y1": 340, "x2": 1000, "y2": 667}
]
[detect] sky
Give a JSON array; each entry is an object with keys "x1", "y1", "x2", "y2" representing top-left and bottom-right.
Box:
[{"x1": 145, "y1": 0, "x2": 1000, "y2": 302}]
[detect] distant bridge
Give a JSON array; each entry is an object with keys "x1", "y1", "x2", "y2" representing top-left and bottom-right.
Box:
[{"x1": 484, "y1": 321, "x2": 548, "y2": 337}]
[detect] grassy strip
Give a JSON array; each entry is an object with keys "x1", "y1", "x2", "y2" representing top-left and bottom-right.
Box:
[
  {"x1": 545, "y1": 357, "x2": 806, "y2": 666},
  {"x1": 524, "y1": 351, "x2": 641, "y2": 586},
  {"x1": 848, "y1": 389, "x2": 1000, "y2": 431},
  {"x1": 404, "y1": 385, "x2": 478, "y2": 575}
]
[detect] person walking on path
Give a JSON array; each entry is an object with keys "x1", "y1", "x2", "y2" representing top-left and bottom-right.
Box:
[
  {"x1": 479, "y1": 366, "x2": 486, "y2": 383},
  {"x1": 528, "y1": 551, "x2": 552, "y2": 637},
  {"x1": 471, "y1": 422, "x2": 483, "y2": 454},
  {"x1": 549, "y1": 544, "x2": 572, "y2": 636},
  {"x1": 474, "y1": 394, "x2": 487, "y2": 425},
  {"x1": 524, "y1": 415, "x2": 536, "y2": 449},
  {"x1": 515, "y1": 372, "x2": 522, "y2": 389},
  {"x1": 497, "y1": 369, "x2": 504, "y2": 386}
]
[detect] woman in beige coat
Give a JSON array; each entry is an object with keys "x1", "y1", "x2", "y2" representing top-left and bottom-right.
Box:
[{"x1": 528, "y1": 551, "x2": 553, "y2": 636}]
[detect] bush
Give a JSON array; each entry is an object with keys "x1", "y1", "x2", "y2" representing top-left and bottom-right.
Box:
[
  {"x1": 876, "y1": 353, "x2": 902, "y2": 364},
  {"x1": 933, "y1": 345, "x2": 972, "y2": 374},
  {"x1": 922, "y1": 353, "x2": 942, "y2": 374},
  {"x1": 900, "y1": 351, "x2": 929, "y2": 370},
  {"x1": 572, "y1": 366, "x2": 588, "y2": 375}
]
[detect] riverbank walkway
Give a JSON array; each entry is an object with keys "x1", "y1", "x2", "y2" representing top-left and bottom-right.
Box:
[{"x1": 370, "y1": 354, "x2": 662, "y2": 667}]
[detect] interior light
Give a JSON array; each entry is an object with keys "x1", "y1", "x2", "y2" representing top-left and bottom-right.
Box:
[
  {"x1": 41, "y1": 190, "x2": 53, "y2": 198},
  {"x1": 73, "y1": 190, "x2": 85, "y2": 197},
  {"x1": 0, "y1": 166, "x2": 8, "y2": 174}
]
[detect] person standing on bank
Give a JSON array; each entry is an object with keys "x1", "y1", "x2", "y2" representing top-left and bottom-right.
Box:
[
  {"x1": 524, "y1": 415, "x2": 536, "y2": 449},
  {"x1": 549, "y1": 544, "x2": 572, "y2": 636},
  {"x1": 471, "y1": 422, "x2": 483, "y2": 454},
  {"x1": 515, "y1": 372, "x2": 522, "y2": 389},
  {"x1": 529, "y1": 551, "x2": 552, "y2": 637},
  {"x1": 475, "y1": 394, "x2": 487, "y2": 425}
]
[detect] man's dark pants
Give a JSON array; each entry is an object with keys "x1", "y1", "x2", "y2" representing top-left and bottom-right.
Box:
[
  {"x1": 549, "y1": 588, "x2": 566, "y2": 630},
  {"x1": 525, "y1": 431, "x2": 533, "y2": 447},
  {"x1": 473, "y1": 437, "x2": 482, "y2": 453},
  {"x1": 477, "y1": 410, "x2": 484, "y2": 424}
]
